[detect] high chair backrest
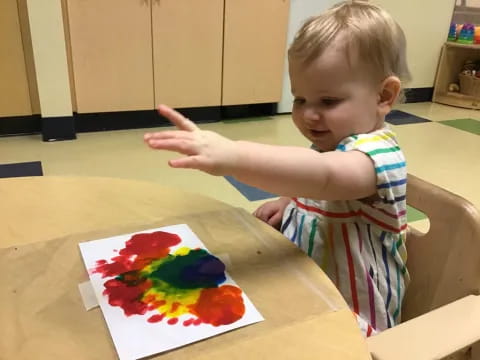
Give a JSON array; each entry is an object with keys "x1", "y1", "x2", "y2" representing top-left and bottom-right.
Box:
[{"x1": 402, "y1": 174, "x2": 480, "y2": 321}]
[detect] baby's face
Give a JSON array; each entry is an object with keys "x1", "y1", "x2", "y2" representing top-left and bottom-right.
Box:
[{"x1": 289, "y1": 43, "x2": 383, "y2": 152}]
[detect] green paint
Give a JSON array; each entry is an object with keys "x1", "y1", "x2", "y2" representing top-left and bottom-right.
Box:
[
  {"x1": 440, "y1": 118, "x2": 480, "y2": 135},
  {"x1": 407, "y1": 205, "x2": 427, "y2": 222}
]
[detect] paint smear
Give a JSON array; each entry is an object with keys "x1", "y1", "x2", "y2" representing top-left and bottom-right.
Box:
[{"x1": 92, "y1": 231, "x2": 245, "y2": 326}]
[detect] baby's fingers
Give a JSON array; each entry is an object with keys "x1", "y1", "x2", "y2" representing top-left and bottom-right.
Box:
[
  {"x1": 158, "y1": 105, "x2": 199, "y2": 132},
  {"x1": 144, "y1": 130, "x2": 192, "y2": 142},
  {"x1": 254, "y1": 205, "x2": 270, "y2": 222},
  {"x1": 267, "y1": 212, "x2": 283, "y2": 229},
  {"x1": 146, "y1": 138, "x2": 196, "y2": 155},
  {"x1": 168, "y1": 156, "x2": 205, "y2": 170}
]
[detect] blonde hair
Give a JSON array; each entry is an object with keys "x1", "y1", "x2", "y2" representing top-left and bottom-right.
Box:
[{"x1": 289, "y1": 1, "x2": 411, "y2": 89}]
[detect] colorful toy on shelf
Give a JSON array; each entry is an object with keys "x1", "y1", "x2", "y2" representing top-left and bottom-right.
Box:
[
  {"x1": 475, "y1": 26, "x2": 480, "y2": 44},
  {"x1": 458, "y1": 23, "x2": 475, "y2": 44},
  {"x1": 448, "y1": 23, "x2": 457, "y2": 41}
]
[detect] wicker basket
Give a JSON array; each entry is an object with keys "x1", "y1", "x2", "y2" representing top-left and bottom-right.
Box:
[{"x1": 459, "y1": 73, "x2": 480, "y2": 97}]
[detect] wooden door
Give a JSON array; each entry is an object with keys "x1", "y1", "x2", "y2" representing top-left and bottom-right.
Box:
[
  {"x1": 152, "y1": 0, "x2": 224, "y2": 108},
  {"x1": 0, "y1": 0, "x2": 32, "y2": 117},
  {"x1": 66, "y1": 0, "x2": 154, "y2": 113},
  {"x1": 223, "y1": 0, "x2": 290, "y2": 106}
]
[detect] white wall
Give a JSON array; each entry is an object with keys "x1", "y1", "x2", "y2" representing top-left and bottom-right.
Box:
[
  {"x1": 278, "y1": 0, "x2": 338, "y2": 113},
  {"x1": 374, "y1": 0, "x2": 455, "y2": 89}
]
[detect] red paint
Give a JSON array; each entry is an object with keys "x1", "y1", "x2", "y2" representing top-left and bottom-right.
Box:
[
  {"x1": 167, "y1": 318, "x2": 179, "y2": 325},
  {"x1": 193, "y1": 318, "x2": 203, "y2": 326},
  {"x1": 92, "y1": 231, "x2": 181, "y2": 277},
  {"x1": 170, "y1": 302, "x2": 180, "y2": 313},
  {"x1": 148, "y1": 313, "x2": 166, "y2": 323},
  {"x1": 183, "y1": 318, "x2": 194, "y2": 326},
  {"x1": 103, "y1": 278, "x2": 152, "y2": 316},
  {"x1": 190, "y1": 285, "x2": 245, "y2": 326},
  {"x1": 147, "y1": 300, "x2": 167, "y2": 310}
]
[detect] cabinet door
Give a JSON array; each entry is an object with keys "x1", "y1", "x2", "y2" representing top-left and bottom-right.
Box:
[
  {"x1": 152, "y1": 0, "x2": 223, "y2": 108},
  {"x1": 223, "y1": 0, "x2": 290, "y2": 106},
  {"x1": 0, "y1": 0, "x2": 32, "y2": 117},
  {"x1": 66, "y1": 0, "x2": 154, "y2": 113}
]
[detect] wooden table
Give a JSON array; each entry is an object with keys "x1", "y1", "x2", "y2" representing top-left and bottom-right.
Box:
[{"x1": 0, "y1": 176, "x2": 371, "y2": 360}]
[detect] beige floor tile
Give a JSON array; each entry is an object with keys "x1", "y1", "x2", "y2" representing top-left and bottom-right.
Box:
[{"x1": 396, "y1": 102, "x2": 480, "y2": 122}]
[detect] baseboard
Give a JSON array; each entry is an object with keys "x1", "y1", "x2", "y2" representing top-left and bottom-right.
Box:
[
  {"x1": 404, "y1": 87, "x2": 434, "y2": 103},
  {"x1": 0, "y1": 103, "x2": 277, "y2": 138},
  {"x1": 75, "y1": 106, "x2": 222, "y2": 133},
  {"x1": 0, "y1": 115, "x2": 41, "y2": 137},
  {"x1": 221, "y1": 103, "x2": 277, "y2": 119},
  {"x1": 42, "y1": 116, "x2": 76, "y2": 142}
]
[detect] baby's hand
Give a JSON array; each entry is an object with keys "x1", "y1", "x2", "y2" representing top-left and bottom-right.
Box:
[
  {"x1": 253, "y1": 197, "x2": 291, "y2": 230},
  {"x1": 144, "y1": 105, "x2": 239, "y2": 176}
]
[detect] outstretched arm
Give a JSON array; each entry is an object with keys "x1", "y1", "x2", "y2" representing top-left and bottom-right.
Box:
[{"x1": 144, "y1": 105, "x2": 377, "y2": 200}]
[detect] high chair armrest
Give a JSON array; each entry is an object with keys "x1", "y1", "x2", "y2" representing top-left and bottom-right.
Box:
[{"x1": 367, "y1": 295, "x2": 480, "y2": 360}]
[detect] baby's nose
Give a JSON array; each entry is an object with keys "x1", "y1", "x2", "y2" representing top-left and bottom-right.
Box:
[{"x1": 303, "y1": 106, "x2": 321, "y2": 123}]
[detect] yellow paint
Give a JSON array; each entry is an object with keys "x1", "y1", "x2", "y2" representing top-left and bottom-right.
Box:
[
  {"x1": 143, "y1": 284, "x2": 201, "y2": 318},
  {"x1": 174, "y1": 247, "x2": 191, "y2": 256}
]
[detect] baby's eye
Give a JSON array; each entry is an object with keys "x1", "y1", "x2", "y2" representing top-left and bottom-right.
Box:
[
  {"x1": 293, "y1": 98, "x2": 305, "y2": 105},
  {"x1": 321, "y1": 98, "x2": 342, "y2": 107}
]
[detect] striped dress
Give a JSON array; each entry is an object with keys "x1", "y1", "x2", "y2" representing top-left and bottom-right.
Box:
[{"x1": 281, "y1": 127, "x2": 409, "y2": 336}]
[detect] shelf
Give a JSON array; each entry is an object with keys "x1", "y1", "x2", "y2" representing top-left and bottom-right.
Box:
[
  {"x1": 445, "y1": 41, "x2": 480, "y2": 50},
  {"x1": 433, "y1": 42, "x2": 480, "y2": 110},
  {"x1": 434, "y1": 91, "x2": 480, "y2": 110}
]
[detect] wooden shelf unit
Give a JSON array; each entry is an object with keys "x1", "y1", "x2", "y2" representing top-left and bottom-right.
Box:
[{"x1": 433, "y1": 42, "x2": 480, "y2": 110}]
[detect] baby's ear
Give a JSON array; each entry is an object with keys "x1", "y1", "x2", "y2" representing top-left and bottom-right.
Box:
[{"x1": 378, "y1": 76, "x2": 401, "y2": 116}]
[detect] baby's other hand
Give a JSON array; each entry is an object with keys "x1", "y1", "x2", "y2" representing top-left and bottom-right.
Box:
[
  {"x1": 144, "y1": 105, "x2": 239, "y2": 176},
  {"x1": 253, "y1": 197, "x2": 291, "y2": 230}
]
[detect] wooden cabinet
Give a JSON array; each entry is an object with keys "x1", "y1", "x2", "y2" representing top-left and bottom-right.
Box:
[
  {"x1": 152, "y1": 0, "x2": 224, "y2": 108},
  {"x1": 66, "y1": 0, "x2": 154, "y2": 113},
  {"x1": 65, "y1": 0, "x2": 290, "y2": 114},
  {"x1": 222, "y1": 0, "x2": 290, "y2": 106},
  {"x1": 0, "y1": 0, "x2": 32, "y2": 117},
  {"x1": 67, "y1": 0, "x2": 223, "y2": 113}
]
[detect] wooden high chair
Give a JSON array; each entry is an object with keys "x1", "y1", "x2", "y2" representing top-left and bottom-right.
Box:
[{"x1": 368, "y1": 174, "x2": 480, "y2": 360}]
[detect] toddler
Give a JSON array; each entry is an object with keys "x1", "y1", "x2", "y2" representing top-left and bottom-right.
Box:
[{"x1": 144, "y1": 0, "x2": 411, "y2": 336}]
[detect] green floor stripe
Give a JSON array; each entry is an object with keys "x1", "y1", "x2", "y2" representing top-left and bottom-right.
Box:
[
  {"x1": 407, "y1": 205, "x2": 427, "y2": 222},
  {"x1": 439, "y1": 118, "x2": 480, "y2": 135}
]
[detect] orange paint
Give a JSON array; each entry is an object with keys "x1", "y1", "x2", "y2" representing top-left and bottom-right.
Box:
[{"x1": 190, "y1": 285, "x2": 245, "y2": 326}]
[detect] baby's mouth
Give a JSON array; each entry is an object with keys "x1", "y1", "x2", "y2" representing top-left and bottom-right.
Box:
[{"x1": 309, "y1": 129, "x2": 330, "y2": 137}]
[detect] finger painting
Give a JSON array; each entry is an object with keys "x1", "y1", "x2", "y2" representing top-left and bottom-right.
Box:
[{"x1": 79, "y1": 224, "x2": 263, "y2": 360}]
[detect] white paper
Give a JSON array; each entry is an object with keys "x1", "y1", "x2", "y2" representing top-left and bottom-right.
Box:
[
  {"x1": 78, "y1": 280, "x2": 99, "y2": 311},
  {"x1": 79, "y1": 224, "x2": 264, "y2": 360}
]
